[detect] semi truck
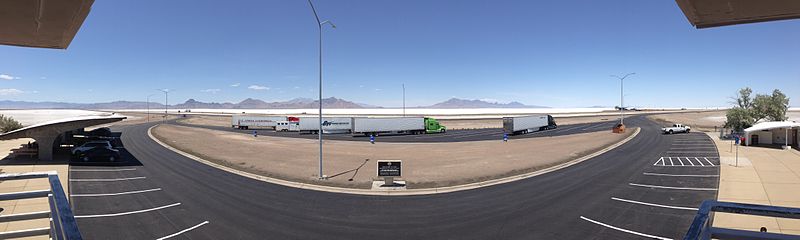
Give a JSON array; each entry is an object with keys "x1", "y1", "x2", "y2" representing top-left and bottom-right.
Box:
[
  {"x1": 231, "y1": 115, "x2": 286, "y2": 130},
  {"x1": 298, "y1": 117, "x2": 352, "y2": 134},
  {"x1": 351, "y1": 117, "x2": 446, "y2": 136},
  {"x1": 503, "y1": 115, "x2": 557, "y2": 135},
  {"x1": 275, "y1": 121, "x2": 300, "y2": 132}
]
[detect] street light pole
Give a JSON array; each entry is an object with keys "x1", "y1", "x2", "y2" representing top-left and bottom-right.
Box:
[
  {"x1": 158, "y1": 89, "x2": 170, "y2": 123},
  {"x1": 402, "y1": 83, "x2": 406, "y2": 117},
  {"x1": 146, "y1": 94, "x2": 157, "y2": 122},
  {"x1": 308, "y1": 0, "x2": 335, "y2": 180},
  {"x1": 610, "y1": 73, "x2": 635, "y2": 126}
]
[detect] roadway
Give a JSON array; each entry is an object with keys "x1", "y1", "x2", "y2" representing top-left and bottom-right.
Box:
[
  {"x1": 68, "y1": 115, "x2": 719, "y2": 239},
  {"x1": 172, "y1": 117, "x2": 622, "y2": 143}
]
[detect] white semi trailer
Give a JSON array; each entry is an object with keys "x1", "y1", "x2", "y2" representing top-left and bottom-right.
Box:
[
  {"x1": 298, "y1": 117, "x2": 352, "y2": 134},
  {"x1": 502, "y1": 115, "x2": 557, "y2": 135},
  {"x1": 351, "y1": 117, "x2": 446, "y2": 136},
  {"x1": 231, "y1": 115, "x2": 286, "y2": 130}
]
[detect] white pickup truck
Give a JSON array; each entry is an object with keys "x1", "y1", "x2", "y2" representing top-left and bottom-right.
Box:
[{"x1": 662, "y1": 124, "x2": 691, "y2": 134}]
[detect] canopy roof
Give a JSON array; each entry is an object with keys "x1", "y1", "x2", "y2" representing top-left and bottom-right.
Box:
[
  {"x1": 0, "y1": 115, "x2": 125, "y2": 140},
  {"x1": 676, "y1": 0, "x2": 800, "y2": 28},
  {"x1": 0, "y1": 0, "x2": 94, "y2": 49},
  {"x1": 744, "y1": 121, "x2": 800, "y2": 133}
]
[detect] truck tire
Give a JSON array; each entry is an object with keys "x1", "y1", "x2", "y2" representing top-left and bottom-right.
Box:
[
  {"x1": 686, "y1": 129, "x2": 691, "y2": 133},
  {"x1": 669, "y1": 130, "x2": 674, "y2": 134}
]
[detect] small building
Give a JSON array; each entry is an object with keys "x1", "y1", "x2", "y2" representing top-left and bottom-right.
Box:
[{"x1": 743, "y1": 121, "x2": 800, "y2": 149}]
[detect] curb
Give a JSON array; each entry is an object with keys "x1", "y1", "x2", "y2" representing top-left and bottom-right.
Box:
[{"x1": 148, "y1": 125, "x2": 640, "y2": 196}]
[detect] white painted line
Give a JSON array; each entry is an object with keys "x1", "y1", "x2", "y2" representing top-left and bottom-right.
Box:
[
  {"x1": 74, "y1": 203, "x2": 181, "y2": 219},
  {"x1": 629, "y1": 183, "x2": 717, "y2": 191},
  {"x1": 669, "y1": 147, "x2": 716, "y2": 149},
  {"x1": 654, "y1": 157, "x2": 663, "y2": 166},
  {"x1": 71, "y1": 188, "x2": 162, "y2": 197},
  {"x1": 579, "y1": 216, "x2": 672, "y2": 240},
  {"x1": 678, "y1": 157, "x2": 684, "y2": 166},
  {"x1": 704, "y1": 157, "x2": 715, "y2": 166},
  {"x1": 686, "y1": 157, "x2": 695, "y2": 166},
  {"x1": 666, "y1": 151, "x2": 718, "y2": 154},
  {"x1": 69, "y1": 177, "x2": 146, "y2": 182},
  {"x1": 70, "y1": 168, "x2": 137, "y2": 172},
  {"x1": 668, "y1": 157, "x2": 674, "y2": 166},
  {"x1": 611, "y1": 197, "x2": 699, "y2": 211},
  {"x1": 643, "y1": 172, "x2": 718, "y2": 177},
  {"x1": 157, "y1": 221, "x2": 210, "y2": 240},
  {"x1": 695, "y1": 157, "x2": 704, "y2": 166}
]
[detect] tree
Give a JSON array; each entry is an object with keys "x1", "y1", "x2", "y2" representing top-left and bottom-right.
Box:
[
  {"x1": 731, "y1": 87, "x2": 753, "y2": 109},
  {"x1": 0, "y1": 115, "x2": 23, "y2": 133},
  {"x1": 724, "y1": 107, "x2": 753, "y2": 131}
]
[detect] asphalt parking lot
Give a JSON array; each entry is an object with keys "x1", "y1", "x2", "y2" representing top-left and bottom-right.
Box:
[{"x1": 577, "y1": 132, "x2": 720, "y2": 239}]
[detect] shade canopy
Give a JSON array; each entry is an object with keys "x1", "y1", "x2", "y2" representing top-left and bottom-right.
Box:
[
  {"x1": 0, "y1": 0, "x2": 94, "y2": 49},
  {"x1": 676, "y1": 0, "x2": 800, "y2": 28},
  {"x1": 744, "y1": 121, "x2": 800, "y2": 133}
]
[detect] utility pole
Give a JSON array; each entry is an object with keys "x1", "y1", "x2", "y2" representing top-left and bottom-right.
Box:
[
  {"x1": 308, "y1": 0, "x2": 336, "y2": 180},
  {"x1": 610, "y1": 73, "x2": 635, "y2": 126}
]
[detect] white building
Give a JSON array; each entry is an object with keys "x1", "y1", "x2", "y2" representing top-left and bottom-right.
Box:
[{"x1": 743, "y1": 121, "x2": 800, "y2": 149}]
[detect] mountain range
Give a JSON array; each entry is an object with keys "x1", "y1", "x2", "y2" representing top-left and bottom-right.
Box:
[{"x1": 0, "y1": 98, "x2": 549, "y2": 109}]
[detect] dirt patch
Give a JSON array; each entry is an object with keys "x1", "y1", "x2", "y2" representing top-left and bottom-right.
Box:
[
  {"x1": 152, "y1": 124, "x2": 633, "y2": 189},
  {"x1": 648, "y1": 111, "x2": 727, "y2": 132}
]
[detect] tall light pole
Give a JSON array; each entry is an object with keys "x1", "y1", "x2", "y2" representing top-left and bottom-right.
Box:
[
  {"x1": 610, "y1": 73, "x2": 635, "y2": 126},
  {"x1": 308, "y1": 0, "x2": 335, "y2": 179},
  {"x1": 146, "y1": 93, "x2": 157, "y2": 122},
  {"x1": 158, "y1": 89, "x2": 170, "y2": 123},
  {"x1": 402, "y1": 83, "x2": 406, "y2": 117}
]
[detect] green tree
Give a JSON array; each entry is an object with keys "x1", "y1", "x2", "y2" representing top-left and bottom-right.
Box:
[
  {"x1": 725, "y1": 87, "x2": 791, "y2": 131},
  {"x1": 724, "y1": 107, "x2": 753, "y2": 131},
  {"x1": 0, "y1": 114, "x2": 24, "y2": 133}
]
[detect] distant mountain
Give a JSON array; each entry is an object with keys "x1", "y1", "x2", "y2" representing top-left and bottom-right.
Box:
[
  {"x1": 425, "y1": 98, "x2": 548, "y2": 108},
  {"x1": 1, "y1": 97, "x2": 367, "y2": 110}
]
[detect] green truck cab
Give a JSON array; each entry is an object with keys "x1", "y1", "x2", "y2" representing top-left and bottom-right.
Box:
[{"x1": 424, "y1": 117, "x2": 446, "y2": 134}]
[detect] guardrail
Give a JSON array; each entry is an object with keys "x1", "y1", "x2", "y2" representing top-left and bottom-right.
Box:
[
  {"x1": 685, "y1": 200, "x2": 800, "y2": 240},
  {"x1": 0, "y1": 171, "x2": 82, "y2": 239}
]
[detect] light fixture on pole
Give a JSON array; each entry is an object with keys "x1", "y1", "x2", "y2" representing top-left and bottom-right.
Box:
[
  {"x1": 308, "y1": 0, "x2": 335, "y2": 180},
  {"x1": 610, "y1": 73, "x2": 635, "y2": 126}
]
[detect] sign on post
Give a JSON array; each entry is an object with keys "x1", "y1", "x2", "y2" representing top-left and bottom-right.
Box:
[{"x1": 377, "y1": 160, "x2": 402, "y2": 186}]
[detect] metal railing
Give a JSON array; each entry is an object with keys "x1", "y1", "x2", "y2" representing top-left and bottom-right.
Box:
[
  {"x1": 0, "y1": 171, "x2": 82, "y2": 239},
  {"x1": 685, "y1": 200, "x2": 800, "y2": 240}
]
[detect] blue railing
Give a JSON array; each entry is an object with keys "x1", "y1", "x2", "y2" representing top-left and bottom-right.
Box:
[
  {"x1": 685, "y1": 200, "x2": 800, "y2": 240},
  {"x1": 0, "y1": 171, "x2": 82, "y2": 239}
]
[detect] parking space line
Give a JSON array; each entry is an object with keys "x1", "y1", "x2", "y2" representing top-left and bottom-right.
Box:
[
  {"x1": 695, "y1": 157, "x2": 704, "y2": 166},
  {"x1": 70, "y1": 168, "x2": 137, "y2": 172},
  {"x1": 666, "y1": 151, "x2": 718, "y2": 154},
  {"x1": 654, "y1": 157, "x2": 664, "y2": 166},
  {"x1": 74, "y1": 203, "x2": 181, "y2": 219},
  {"x1": 643, "y1": 172, "x2": 718, "y2": 177},
  {"x1": 157, "y1": 221, "x2": 210, "y2": 240},
  {"x1": 629, "y1": 183, "x2": 717, "y2": 191},
  {"x1": 611, "y1": 197, "x2": 699, "y2": 211},
  {"x1": 579, "y1": 216, "x2": 672, "y2": 240},
  {"x1": 668, "y1": 157, "x2": 674, "y2": 166},
  {"x1": 71, "y1": 188, "x2": 162, "y2": 197},
  {"x1": 686, "y1": 157, "x2": 695, "y2": 166},
  {"x1": 677, "y1": 157, "x2": 684, "y2": 166},
  {"x1": 69, "y1": 177, "x2": 146, "y2": 182},
  {"x1": 704, "y1": 157, "x2": 715, "y2": 166}
]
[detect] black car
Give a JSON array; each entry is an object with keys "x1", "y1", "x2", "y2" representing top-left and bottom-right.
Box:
[{"x1": 73, "y1": 142, "x2": 121, "y2": 162}]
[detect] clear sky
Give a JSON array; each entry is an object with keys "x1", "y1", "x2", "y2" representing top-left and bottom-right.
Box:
[{"x1": 1, "y1": 0, "x2": 798, "y2": 108}]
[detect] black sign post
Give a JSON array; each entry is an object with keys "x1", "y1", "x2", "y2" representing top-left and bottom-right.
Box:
[{"x1": 377, "y1": 160, "x2": 402, "y2": 186}]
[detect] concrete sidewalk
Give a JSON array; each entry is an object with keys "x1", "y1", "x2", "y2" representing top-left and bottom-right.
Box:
[
  {"x1": 707, "y1": 132, "x2": 800, "y2": 235},
  {"x1": 0, "y1": 138, "x2": 69, "y2": 239}
]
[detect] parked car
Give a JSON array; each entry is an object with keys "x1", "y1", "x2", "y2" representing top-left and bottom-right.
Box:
[
  {"x1": 662, "y1": 124, "x2": 691, "y2": 134},
  {"x1": 72, "y1": 141, "x2": 120, "y2": 162}
]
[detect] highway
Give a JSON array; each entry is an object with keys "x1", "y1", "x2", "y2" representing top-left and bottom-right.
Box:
[
  {"x1": 172, "y1": 117, "x2": 622, "y2": 143},
  {"x1": 68, "y1": 115, "x2": 719, "y2": 239}
]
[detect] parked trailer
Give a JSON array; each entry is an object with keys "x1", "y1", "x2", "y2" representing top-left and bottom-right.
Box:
[
  {"x1": 351, "y1": 117, "x2": 446, "y2": 136},
  {"x1": 299, "y1": 117, "x2": 352, "y2": 134},
  {"x1": 275, "y1": 121, "x2": 300, "y2": 132},
  {"x1": 231, "y1": 115, "x2": 287, "y2": 130},
  {"x1": 503, "y1": 115, "x2": 557, "y2": 135}
]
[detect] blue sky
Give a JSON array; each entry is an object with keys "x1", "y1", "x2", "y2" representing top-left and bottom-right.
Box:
[{"x1": 1, "y1": 0, "x2": 798, "y2": 108}]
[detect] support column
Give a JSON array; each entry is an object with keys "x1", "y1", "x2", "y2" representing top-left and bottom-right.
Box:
[{"x1": 32, "y1": 134, "x2": 58, "y2": 161}]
